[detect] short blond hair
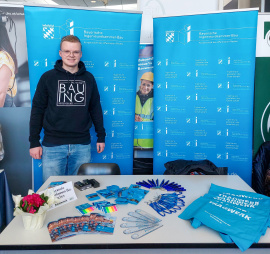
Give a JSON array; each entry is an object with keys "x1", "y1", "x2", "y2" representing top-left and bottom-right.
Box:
[{"x1": 60, "y1": 35, "x2": 81, "y2": 49}]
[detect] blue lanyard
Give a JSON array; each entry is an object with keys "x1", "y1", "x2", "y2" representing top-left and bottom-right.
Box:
[{"x1": 148, "y1": 192, "x2": 186, "y2": 217}]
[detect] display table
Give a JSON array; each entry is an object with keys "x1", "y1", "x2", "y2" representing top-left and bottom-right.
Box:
[
  {"x1": 0, "y1": 170, "x2": 14, "y2": 233},
  {"x1": 0, "y1": 175, "x2": 270, "y2": 253}
]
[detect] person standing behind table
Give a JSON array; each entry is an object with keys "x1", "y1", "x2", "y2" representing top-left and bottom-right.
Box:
[
  {"x1": 0, "y1": 19, "x2": 18, "y2": 107},
  {"x1": 29, "y1": 35, "x2": 106, "y2": 182}
]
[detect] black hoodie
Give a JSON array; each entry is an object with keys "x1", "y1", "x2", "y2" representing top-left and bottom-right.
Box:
[{"x1": 29, "y1": 60, "x2": 105, "y2": 148}]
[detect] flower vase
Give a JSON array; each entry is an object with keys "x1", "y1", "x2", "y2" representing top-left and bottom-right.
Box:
[{"x1": 21, "y1": 211, "x2": 46, "y2": 230}]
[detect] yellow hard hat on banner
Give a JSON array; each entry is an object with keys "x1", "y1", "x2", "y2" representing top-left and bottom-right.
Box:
[{"x1": 140, "y1": 72, "x2": 154, "y2": 82}]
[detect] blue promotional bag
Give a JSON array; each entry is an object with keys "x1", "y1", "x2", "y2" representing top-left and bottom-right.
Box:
[{"x1": 179, "y1": 185, "x2": 270, "y2": 251}]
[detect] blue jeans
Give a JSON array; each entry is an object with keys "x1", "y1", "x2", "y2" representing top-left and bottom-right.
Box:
[{"x1": 42, "y1": 144, "x2": 91, "y2": 182}]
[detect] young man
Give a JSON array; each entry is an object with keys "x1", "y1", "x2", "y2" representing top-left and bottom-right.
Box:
[{"x1": 29, "y1": 35, "x2": 105, "y2": 182}]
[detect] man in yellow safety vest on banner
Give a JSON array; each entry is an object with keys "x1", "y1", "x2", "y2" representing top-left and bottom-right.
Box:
[{"x1": 134, "y1": 71, "x2": 154, "y2": 148}]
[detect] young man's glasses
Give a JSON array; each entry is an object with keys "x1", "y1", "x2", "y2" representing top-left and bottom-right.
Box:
[{"x1": 61, "y1": 50, "x2": 81, "y2": 56}]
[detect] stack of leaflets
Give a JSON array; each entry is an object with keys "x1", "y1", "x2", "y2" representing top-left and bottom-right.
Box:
[{"x1": 47, "y1": 213, "x2": 116, "y2": 242}]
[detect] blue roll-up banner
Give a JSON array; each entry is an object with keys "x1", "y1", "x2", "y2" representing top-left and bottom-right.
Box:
[
  {"x1": 24, "y1": 6, "x2": 141, "y2": 190},
  {"x1": 153, "y1": 10, "x2": 258, "y2": 185},
  {"x1": 134, "y1": 44, "x2": 154, "y2": 149}
]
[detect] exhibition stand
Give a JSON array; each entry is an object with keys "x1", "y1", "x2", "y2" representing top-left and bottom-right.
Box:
[
  {"x1": 0, "y1": 175, "x2": 270, "y2": 253},
  {"x1": 1, "y1": 3, "x2": 270, "y2": 254}
]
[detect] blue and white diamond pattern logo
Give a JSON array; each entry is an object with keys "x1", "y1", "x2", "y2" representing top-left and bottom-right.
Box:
[
  {"x1": 43, "y1": 25, "x2": 54, "y2": 39},
  {"x1": 166, "y1": 31, "x2": 174, "y2": 43}
]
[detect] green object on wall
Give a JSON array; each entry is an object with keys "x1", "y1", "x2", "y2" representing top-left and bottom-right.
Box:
[{"x1": 254, "y1": 57, "x2": 270, "y2": 156}]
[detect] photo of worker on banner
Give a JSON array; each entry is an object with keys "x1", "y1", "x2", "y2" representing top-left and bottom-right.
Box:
[
  {"x1": 135, "y1": 71, "x2": 154, "y2": 122},
  {"x1": 134, "y1": 44, "x2": 154, "y2": 149}
]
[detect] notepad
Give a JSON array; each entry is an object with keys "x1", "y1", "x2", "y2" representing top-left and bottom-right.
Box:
[{"x1": 75, "y1": 203, "x2": 95, "y2": 214}]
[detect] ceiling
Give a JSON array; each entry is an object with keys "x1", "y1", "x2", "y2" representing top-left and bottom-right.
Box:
[{"x1": 0, "y1": 0, "x2": 138, "y2": 9}]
